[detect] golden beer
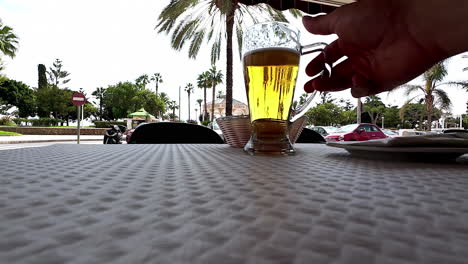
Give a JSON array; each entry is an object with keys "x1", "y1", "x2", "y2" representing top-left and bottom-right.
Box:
[
  {"x1": 243, "y1": 47, "x2": 300, "y2": 121},
  {"x1": 243, "y1": 47, "x2": 300, "y2": 154}
]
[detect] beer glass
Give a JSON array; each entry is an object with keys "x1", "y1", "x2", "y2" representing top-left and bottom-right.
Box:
[{"x1": 242, "y1": 22, "x2": 328, "y2": 155}]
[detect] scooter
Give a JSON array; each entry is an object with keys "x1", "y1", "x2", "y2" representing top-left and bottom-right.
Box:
[{"x1": 103, "y1": 125, "x2": 126, "y2": 144}]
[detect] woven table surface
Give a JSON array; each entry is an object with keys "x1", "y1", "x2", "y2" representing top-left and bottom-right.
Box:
[{"x1": 0, "y1": 144, "x2": 467, "y2": 264}]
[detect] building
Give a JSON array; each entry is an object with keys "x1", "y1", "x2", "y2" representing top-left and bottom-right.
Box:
[{"x1": 204, "y1": 96, "x2": 249, "y2": 119}]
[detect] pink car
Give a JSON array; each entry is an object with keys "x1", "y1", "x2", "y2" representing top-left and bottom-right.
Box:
[{"x1": 325, "y1": 123, "x2": 388, "y2": 142}]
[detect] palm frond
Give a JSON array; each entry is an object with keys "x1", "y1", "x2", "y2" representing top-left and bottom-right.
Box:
[
  {"x1": 266, "y1": 6, "x2": 287, "y2": 22},
  {"x1": 423, "y1": 61, "x2": 448, "y2": 85},
  {"x1": 398, "y1": 96, "x2": 419, "y2": 120},
  {"x1": 440, "y1": 81, "x2": 468, "y2": 91},
  {"x1": 433, "y1": 88, "x2": 452, "y2": 110},
  {"x1": 391, "y1": 84, "x2": 424, "y2": 97},
  {"x1": 288, "y1": 9, "x2": 303, "y2": 18},
  {"x1": 188, "y1": 30, "x2": 205, "y2": 59},
  {"x1": 171, "y1": 19, "x2": 200, "y2": 50},
  {"x1": 236, "y1": 23, "x2": 243, "y2": 60},
  {"x1": 210, "y1": 36, "x2": 222, "y2": 65}
]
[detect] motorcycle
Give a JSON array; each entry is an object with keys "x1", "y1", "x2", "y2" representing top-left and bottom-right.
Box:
[{"x1": 103, "y1": 125, "x2": 126, "y2": 144}]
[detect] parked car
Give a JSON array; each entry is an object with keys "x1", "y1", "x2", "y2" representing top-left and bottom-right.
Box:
[
  {"x1": 124, "y1": 122, "x2": 147, "y2": 143},
  {"x1": 442, "y1": 128, "x2": 468, "y2": 134},
  {"x1": 382, "y1": 129, "x2": 400, "y2": 138},
  {"x1": 309, "y1": 126, "x2": 339, "y2": 137},
  {"x1": 325, "y1": 123, "x2": 387, "y2": 142}
]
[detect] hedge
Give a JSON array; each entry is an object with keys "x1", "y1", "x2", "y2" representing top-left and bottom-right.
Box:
[
  {"x1": 32, "y1": 118, "x2": 65, "y2": 127},
  {"x1": 93, "y1": 121, "x2": 127, "y2": 128}
]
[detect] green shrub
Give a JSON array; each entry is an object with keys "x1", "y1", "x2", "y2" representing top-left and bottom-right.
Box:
[
  {"x1": 93, "y1": 121, "x2": 126, "y2": 128},
  {"x1": 12, "y1": 118, "x2": 28, "y2": 126},
  {"x1": 0, "y1": 116, "x2": 16, "y2": 126},
  {"x1": 30, "y1": 118, "x2": 64, "y2": 127}
]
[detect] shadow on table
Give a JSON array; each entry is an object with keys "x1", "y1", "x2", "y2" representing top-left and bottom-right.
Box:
[
  {"x1": 129, "y1": 122, "x2": 224, "y2": 144},
  {"x1": 324, "y1": 149, "x2": 468, "y2": 165}
]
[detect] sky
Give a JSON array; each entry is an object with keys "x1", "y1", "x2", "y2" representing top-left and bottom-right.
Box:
[{"x1": 1, "y1": 0, "x2": 467, "y2": 122}]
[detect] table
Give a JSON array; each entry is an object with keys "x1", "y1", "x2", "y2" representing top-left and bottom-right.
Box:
[{"x1": 1, "y1": 144, "x2": 467, "y2": 264}]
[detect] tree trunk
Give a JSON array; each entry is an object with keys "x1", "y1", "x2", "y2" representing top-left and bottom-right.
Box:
[
  {"x1": 426, "y1": 93, "x2": 434, "y2": 131},
  {"x1": 99, "y1": 99, "x2": 103, "y2": 121},
  {"x1": 155, "y1": 82, "x2": 158, "y2": 95},
  {"x1": 188, "y1": 93, "x2": 191, "y2": 121},
  {"x1": 225, "y1": 4, "x2": 235, "y2": 116},
  {"x1": 357, "y1": 98, "x2": 362, "y2": 123},
  {"x1": 198, "y1": 103, "x2": 202, "y2": 121},
  {"x1": 203, "y1": 87, "x2": 207, "y2": 122},
  {"x1": 211, "y1": 85, "x2": 216, "y2": 124},
  {"x1": 369, "y1": 113, "x2": 375, "y2": 124}
]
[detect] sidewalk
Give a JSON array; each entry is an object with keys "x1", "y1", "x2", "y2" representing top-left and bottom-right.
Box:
[{"x1": 0, "y1": 135, "x2": 103, "y2": 144}]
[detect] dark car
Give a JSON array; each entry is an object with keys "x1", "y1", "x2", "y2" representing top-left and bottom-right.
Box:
[
  {"x1": 325, "y1": 123, "x2": 387, "y2": 142},
  {"x1": 124, "y1": 122, "x2": 147, "y2": 143},
  {"x1": 309, "y1": 126, "x2": 339, "y2": 137}
]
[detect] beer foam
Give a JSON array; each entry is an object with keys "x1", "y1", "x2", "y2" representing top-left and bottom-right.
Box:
[{"x1": 243, "y1": 47, "x2": 300, "y2": 58}]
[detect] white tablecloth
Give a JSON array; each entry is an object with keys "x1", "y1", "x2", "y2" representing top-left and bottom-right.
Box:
[{"x1": 0, "y1": 144, "x2": 467, "y2": 264}]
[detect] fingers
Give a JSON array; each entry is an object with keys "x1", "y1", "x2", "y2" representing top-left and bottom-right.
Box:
[
  {"x1": 304, "y1": 60, "x2": 353, "y2": 93},
  {"x1": 305, "y1": 40, "x2": 344, "y2": 77},
  {"x1": 302, "y1": 15, "x2": 335, "y2": 35}
]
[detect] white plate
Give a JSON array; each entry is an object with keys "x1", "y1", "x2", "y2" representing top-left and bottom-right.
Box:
[{"x1": 327, "y1": 142, "x2": 468, "y2": 160}]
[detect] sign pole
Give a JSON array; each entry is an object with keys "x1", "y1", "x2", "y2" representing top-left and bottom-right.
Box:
[
  {"x1": 77, "y1": 105, "x2": 81, "y2": 144},
  {"x1": 71, "y1": 92, "x2": 86, "y2": 144}
]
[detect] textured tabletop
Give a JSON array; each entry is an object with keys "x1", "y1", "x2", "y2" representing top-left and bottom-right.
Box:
[{"x1": 1, "y1": 144, "x2": 468, "y2": 264}]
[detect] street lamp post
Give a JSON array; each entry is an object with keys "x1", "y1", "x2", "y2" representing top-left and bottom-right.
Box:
[{"x1": 382, "y1": 115, "x2": 384, "y2": 129}]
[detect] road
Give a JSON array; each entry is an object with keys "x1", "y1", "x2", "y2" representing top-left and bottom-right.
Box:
[{"x1": 0, "y1": 141, "x2": 103, "y2": 151}]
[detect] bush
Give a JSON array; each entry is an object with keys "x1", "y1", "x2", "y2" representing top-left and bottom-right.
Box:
[
  {"x1": 0, "y1": 116, "x2": 16, "y2": 126},
  {"x1": 30, "y1": 118, "x2": 64, "y2": 127},
  {"x1": 12, "y1": 118, "x2": 28, "y2": 126},
  {"x1": 94, "y1": 121, "x2": 126, "y2": 128}
]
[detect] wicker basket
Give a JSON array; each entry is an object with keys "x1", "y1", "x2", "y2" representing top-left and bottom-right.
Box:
[
  {"x1": 217, "y1": 115, "x2": 308, "y2": 148},
  {"x1": 217, "y1": 116, "x2": 251, "y2": 148}
]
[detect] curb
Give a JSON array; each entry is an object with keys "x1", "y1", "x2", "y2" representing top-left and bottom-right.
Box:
[{"x1": 0, "y1": 138, "x2": 102, "y2": 144}]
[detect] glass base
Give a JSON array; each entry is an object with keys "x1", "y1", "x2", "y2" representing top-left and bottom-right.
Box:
[{"x1": 243, "y1": 119, "x2": 295, "y2": 156}]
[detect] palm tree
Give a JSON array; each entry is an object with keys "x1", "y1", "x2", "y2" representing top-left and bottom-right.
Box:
[
  {"x1": 196, "y1": 98, "x2": 203, "y2": 121},
  {"x1": 156, "y1": 0, "x2": 300, "y2": 117},
  {"x1": 150, "y1": 73, "x2": 163, "y2": 94},
  {"x1": 158, "y1": 92, "x2": 170, "y2": 119},
  {"x1": 168, "y1": 100, "x2": 179, "y2": 121},
  {"x1": 207, "y1": 65, "x2": 223, "y2": 122},
  {"x1": 0, "y1": 20, "x2": 19, "y2": 58},
  {"x1": 197, "y1": 71, "x2": 210, "y2": 121},
  {"x1": 135, "y1": 74, "x2": 150, "y2": 89},
  {"x1": 92, "y1": 87, "x2": 106, "y2": 121},
  {"x1": 184, "y1": 83, "x2": 194, "y2": 121},
  {"x1": 397, "y1": 61, "x2": 468, "y2": 131}
]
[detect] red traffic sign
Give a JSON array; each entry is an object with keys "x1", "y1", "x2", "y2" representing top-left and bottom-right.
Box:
[{"x1": 71, "y1": 92, "x2": 86, "y2": 106}]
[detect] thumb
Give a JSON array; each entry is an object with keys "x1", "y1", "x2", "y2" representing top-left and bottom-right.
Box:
[{"x1": 302, "y1": 15, "x2": 334, "y2": 35}]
